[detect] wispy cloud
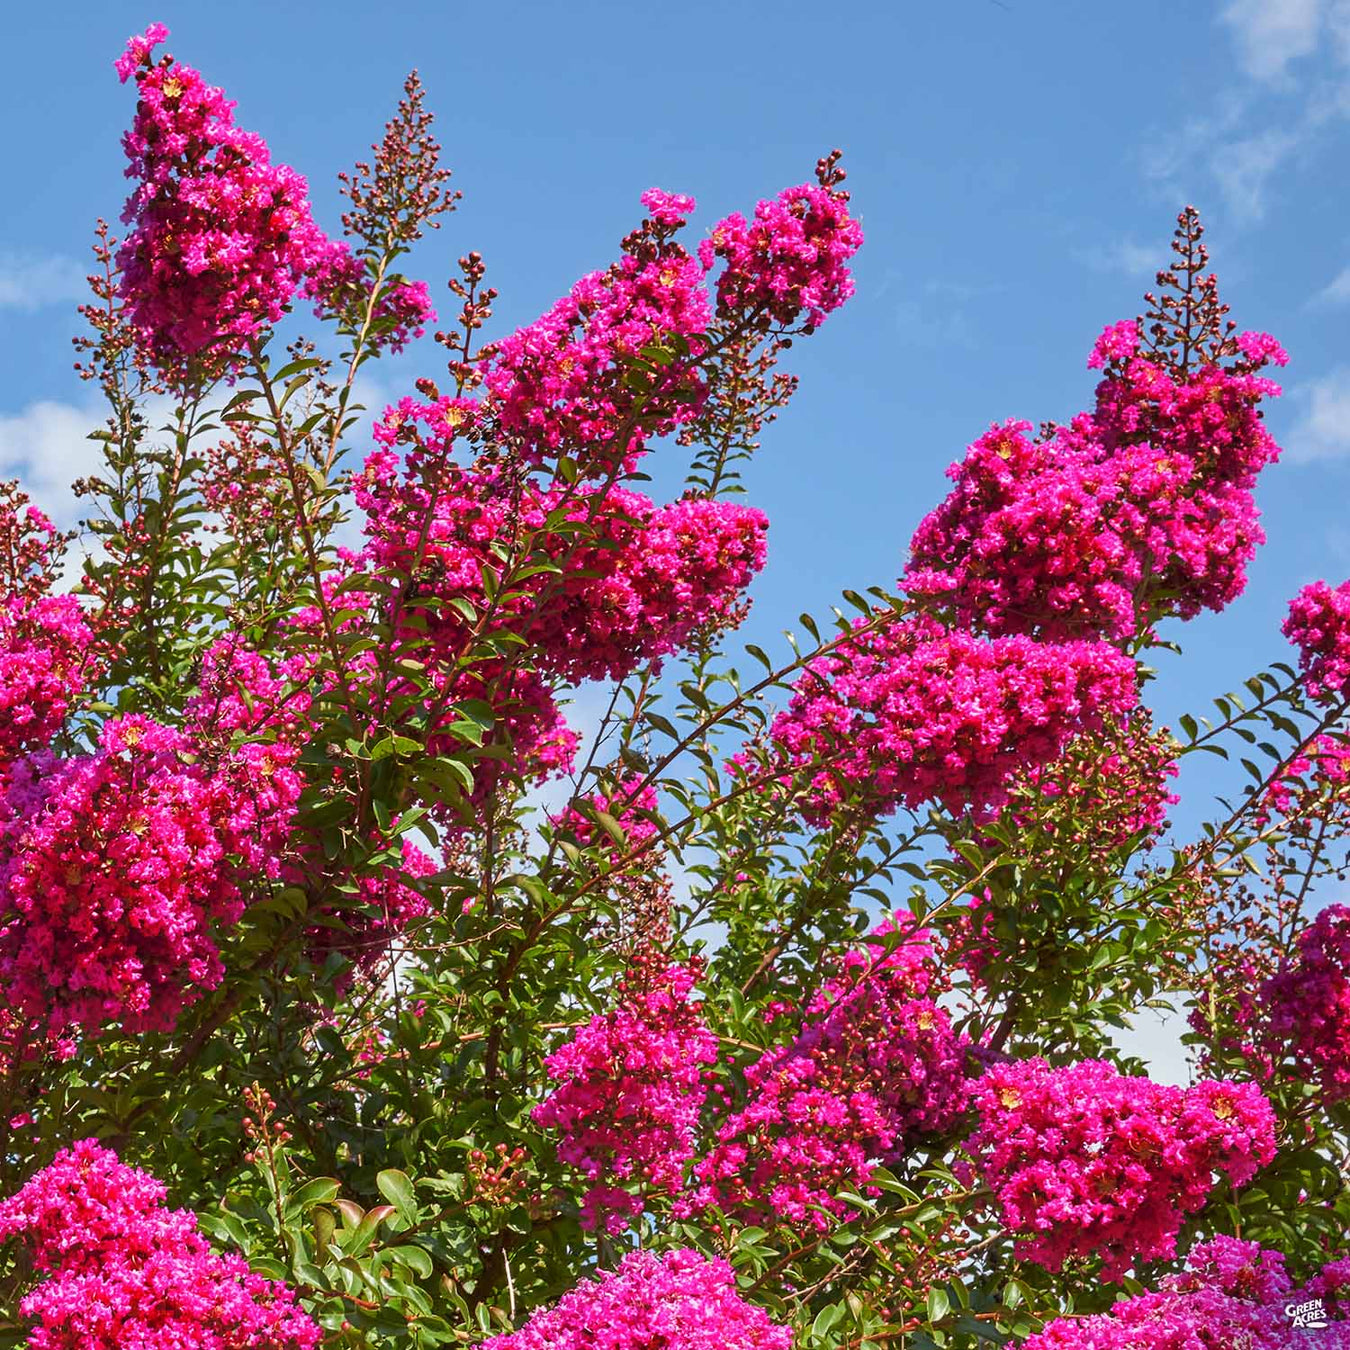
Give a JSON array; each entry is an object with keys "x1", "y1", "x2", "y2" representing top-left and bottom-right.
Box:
[
  {"x1": 1312, "y1": 263, "x2": 1350, "y2": 304},
  {"x1": 891, "y1": 279, "x2": 996, "y2": 351},
  {"x1": 1208, "y1": 127, "x2": 1304, "y2": 220},
  {"x1": 1138, "y1": 87, "x2": 1248, "y2": 181},
  {"x1": 0, "y1": 252, "x2": 87, "y2": 311},
  {"x1": 1220, "y1": 0, "x2": 1325, "y2": 82},
  {"x1": 1335, "y1": 0, "x2": 1350, "y2": 61},
  {"x1": 1286, "y1": 367, "x2": 1350, "y2": 462},
  {"x1": 1138, "y1": 2, "x2": 1350, "y2": 222},
  {"x1": 1082, "y1": 237, "x2": 1169, "y2": 279}
]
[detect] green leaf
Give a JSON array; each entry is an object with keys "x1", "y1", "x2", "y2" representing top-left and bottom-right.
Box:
[
  {"x1": 341, "y1": 1203, "x2": 396, "y2": 1256},
  {"x1": 811, "y1": 1303, "x2": 845, "y2": 1342},
  {"x1": 376, "y1": 1168, "x2": 417, "y2": 1222},
  {"x1": 385, "y1": 1244, "x2": 434, "y2": 1278},
  {"x1": 312, "y1": 1206, "x2": 336, "y2": 1257},
  {"x1": 743, "y1": 644, "x2": 774, "y2": 676},
  {"x1": 927, "y1": 1288, "x2": 951, "y2": 1323},
  {"x1": 335, "y1": 1199, "x2": 365, "y2": 1228},
  {"x1": 286, "y1": 1177, "x2": 341, "y2": 1215}
]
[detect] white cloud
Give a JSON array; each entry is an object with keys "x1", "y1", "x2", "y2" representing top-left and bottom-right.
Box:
[
  {"x1": 1105, "y1": 240, "x2": 1164, "y2": 276},
  {"x1": 1287, "y1": 367, "x2": 1350, "y2": 461},
  {"x1": 1313, "y1": 262, "x2": 1350, "y2": 303},
  {"x1": 0, "y1": 253, "x2": 87, "y2": 311},
  {"x1": 1333, "y1": 0, "x2": 1350, "y2": 62},
  {"x1": 1221, "y1": 0, "x2": 1327, "y2": 82},
  {"x1": 1085, "y1": 237, "x2": 1166, "y2": 279},
  {"x1": 0, "y1": 398, "x2": 107, "y2": 526},
  {"x1": 1140, "y1": 3, "x2": 1350, "y2": 226},
  {"x1": 892, "y1": 279, "x2": 992, "y2": 350},
  {"x1": 1137, "y1": 94, "x2": 1248, "y2": 190},
  {"x1": 1209, "y1": 127, "x2": 1303, "y2": 219}
]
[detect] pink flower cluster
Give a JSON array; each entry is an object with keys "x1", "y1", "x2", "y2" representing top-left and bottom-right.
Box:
[
  {"x1": 1259, "y1": 902, "x2": 1350, "y2": 1101},
  {"x1": 1087, "y1": 318, "x2": 1141, "y2": 369},
  {"x1": 759, "y1": 302, "x2": 1279, "y2": 826},
  {"x1": 1237, "y1": 329, "x2": 1290, "y2": 367},
  {"x1": 307, "y1": 249, "x2": 437, "y2": 354},
  {"x1": 0, "y1": 596, "x2": 93, "y2": 762},
  {"x1": 484, "y1": 245, "x2": 712, "y2": 475},
  {"x1": 480, "y1": 1247, "x2": 792, "y2": 1350},
  {"x1": 329, "y1": 171, "x2": 856, "y2": 801},
  {"x1": 354, "y1": 430, "x2": 766, "y2": 792},
  {"x1": 641, "y1": 187, "x2": 696, "y2": 229},
  {"x1": 1284, "y1": 577, "x2": 1350, "y2": 704},
  {"x1": 115, "y1": 23, "x2": 334, "y2": 373},
  {"x1": 969, "y1": 1058, "x2": 1277, "y2": 1280},
  {"x1": 113, "y1": 20, "x2": 169, "y2": 82},
  {"x1": 908, "y1": 314, "x2": 1284, "y2": 642},
  {"x1": 0, "y1": 1139, "x2": 319, "y2": 1348},
  {"x1": 185, "y1": 634, "x2": 316, "y2": 741},
  {"x1": 1021, "y1": 1235, "x2": 1350, "y2": 1349},
  {"x1": 184, "y1": 636, "x2": 442, "y2": 972},
  {"x1": 551, "y1": 777, "x2": 660, "y2": 857},
  {"x1": 530, "y1": 491, "x2": 765, "y2": 683},
  {"x1": 768, "y1": 616, "x2": 1138, "y2": 823},
  {"x1": 700, "y1": 181, "x2": 863, "y2": 332},
  {"x1": 0, "y1": 716, "x2": 299, "y2": 1035},
  {"x1": 686, "y1": 924, "x2": 968, "y2": 1231},
  {"x1": 906, "y1": 336, "x2": 1283, "y2": 641},
  {"x1": 1183, "y1": 1233, "x2": 1298, "y2": 1304},
  {"x1": 482, "y1": 175, "x2": 860, "y2": 476},
  {"x1": 362, "y1": 420, "x2": 770, "y2": 683},
  {"x1": 533, "y1": 952, "x2": 718, "y2": 1232}
]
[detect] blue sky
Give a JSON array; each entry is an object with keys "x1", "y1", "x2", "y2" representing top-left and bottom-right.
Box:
[{"x1": 2, "y1": 0, "x2": 1349, "y2": 851}]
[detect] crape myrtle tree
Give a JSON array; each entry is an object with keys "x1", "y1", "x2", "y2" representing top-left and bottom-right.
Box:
[{"x1": 2, "y1": 20, "x2": 1350, "y2": 1349}]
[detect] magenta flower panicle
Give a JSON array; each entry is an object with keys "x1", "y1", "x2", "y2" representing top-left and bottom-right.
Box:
[
  {"x1": 479, "y1": 1247, "x2": 792, "y2": 1350},
  {"x1": 115, "y1": 22, "x2": 336, "y2": 377},
  {"x1": 0, "y1": 1138, "x2": 321, "y2": 1348},
  {"x1": 970, "y1": 1058, "x2": 1277, "y2": 1281},
  {"x1": 1285, "y1": 577, "x2": 1350, "y2": 704}
]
